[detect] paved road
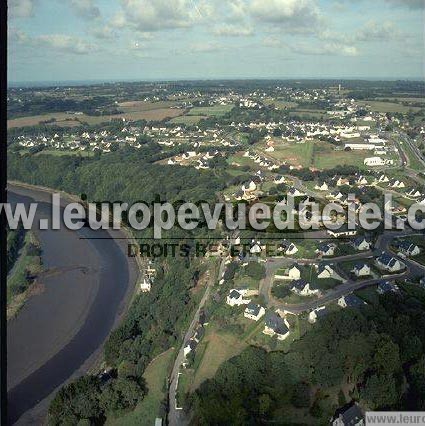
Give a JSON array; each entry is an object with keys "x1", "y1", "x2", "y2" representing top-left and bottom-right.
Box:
[
  {"x1": 168, "y1": 257, "x2": 226, "y2": 426},
  {"x1": 260, "y1": 230, "x2": 425, "y2": 314}
]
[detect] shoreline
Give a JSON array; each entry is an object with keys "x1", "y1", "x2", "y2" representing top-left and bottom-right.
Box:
[{"x1": 7, "y1": 180, "x2": 142, "y2": 425}]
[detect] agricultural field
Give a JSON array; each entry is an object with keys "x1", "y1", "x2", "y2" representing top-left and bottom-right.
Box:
[
  {"x1": 168, "y1": 115, "x2": 206, "y2": 125},
  {"x1": 7, "y1": 101, "x2": 184, "y2": 128}
]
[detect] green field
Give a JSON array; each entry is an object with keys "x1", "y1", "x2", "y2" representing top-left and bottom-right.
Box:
[
  {"x1": 36, "y1": 149, "x2": 95, "y2": 157},
  {"x1": 188, "y1": 104, "x2": 234, "y2": 117},
  {"x1": 168, "y1": 115, "x2": 206, "y2": 125},
  {"x1": 107, "y1": 348, "x2": 175, "y2": 426},
  {"x1": 358, "y1": 100, "x2": 422, "y2": 114}
]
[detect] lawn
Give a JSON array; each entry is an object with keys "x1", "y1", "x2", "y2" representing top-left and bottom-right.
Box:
[
  {"x1": 261, "y1": 141, "x2": 314, "y2": 168},
  {"x1": 107, "y1": 348, "x2": 175, "y2": 426},
  {"x1": 313, "y1": 143, "x2": 369, "y2": 170},
  {"x1": 188, "y1": 104, "x2": 234, "y2": 117}
]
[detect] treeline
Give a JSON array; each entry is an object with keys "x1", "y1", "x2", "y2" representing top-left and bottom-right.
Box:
[{"x1": 191, "y1": 292, "x2": 425, "y2": 424}]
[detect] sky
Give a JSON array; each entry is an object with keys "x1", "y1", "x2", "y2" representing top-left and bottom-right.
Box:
[{"x1": 8, "y1": 0, "x2": 425, "y2": 83}]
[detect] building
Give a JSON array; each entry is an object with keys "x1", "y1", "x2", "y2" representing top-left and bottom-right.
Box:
[
  {"x1": 317, "y1": 264, "x2": 334, "y2": 279},
  {"x1": 338, "y1": 294, "x2": 366, "y2": 308},
  {"x1": 290, "y1": 279, "x2": 319, "y2": 296},
  {"x1": 226, "y1": 289, "x2": 251, "y2": 307},
  {"x1": 278, "y1": 240, "x2": 298, "y2": 256},
  {"x1": 377, "y1": 280, "x2": 399, "y2": 294},
  {"x1": 308, "y1": 306, "x2": 328, "y2": 323},
  {"x1": 244, "y1": 302, "x2": 266, "y2": 321},
  {"x1": 332, "y1": 403, "x2": 364, "y2": 426},
  {"x1": 353, "y1": 236, "x2": 372, "y2": 251},
  {"x1": 316, "y1": 243, "x2": 336, "y2": 257},
  {"x1": 263, "y1": 312, "x2": 290, "y2": 340},
  {"x1": 364, "y1": 156, "x2": 389, "y2": 167},
  {"x1": 352, "y1": 263, "x2": 371, "y2": 278},
  {"x1": 140, "y1": 276, "x2": 152, "y2": 292},
  {"x1": 375, "y1": 253, "x2": 404, "y2": 273},
  {"x1": 275, "y1": 264, "x2": 301, "y2": 280},
  {"x1": 395, "y1": 240, "x2": 421, "y2": 257}
]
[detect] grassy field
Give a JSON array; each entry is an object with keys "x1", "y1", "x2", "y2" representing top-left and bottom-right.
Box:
[
  {"x1": 188, "y1": 104, "x2": 234, "y2": 117},
  {"x1": 398, "y1": 139, "x2": 424, "y2": 172},
  {"x1": 107, "y1": 348, "x2": 175, "y2": 426},
  {"x1": 261, "y1": 141, "x2": 314, "y2": 168},
  {"x1": 168, "y1": 115, "x2": 206, "y2": 125},
  {"x1": 358, "y1": 100, "x2": 422, "y2": 114},
  {"x1": 37, "y1": 149, "x2": 95, "y2": 157}
]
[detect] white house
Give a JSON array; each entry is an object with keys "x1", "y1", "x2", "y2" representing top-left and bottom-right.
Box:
[
  {"x1": 353, "y1": 236, "x2": 372, "y2": 251},
  {"x1": 375, "y1": 253, "x2": 404, "y2": 273},
  {"x1": 290, "y1": 279, "x2": 319, "y2": 296},
  {"x1": 396, "y1": 240, "x2": 421, "y2": 257},
  {"x1": 364, "y1": 157, "x2": 387, "y2": 167},
  {"x1": 263, "y1": 313, "x2": 290, "y2": 340},
  {"x1": 308, "y1": 306, "x2": 327, "y2": 323},
  {"x1": 316, "y1": 243, "x2": 336, "y2": 257},
  {"x1": 278, "y1": 240, "x2": 298, "y2": 256},
  {"x1": 352, "y1": 263, "x2": 371, "y2": 277},
  {"x1": 338, "y1": 294, "x2": 366, "y2": 308},
  {"x1": 226, "y1": 289, "x2": 251, "y2": 307},
  {"x1": 244, "y1": 302, "x2": 266, "y2": 321},
  {"x1": 275, "y1": 264, "x2": 301, "y2": 280},
  {"x1": 140, "y1": 276, "x2": 152, "y2": 292},
  {"x1": 316, "y1": 264, "x2": 334, "y2": 279},
  {"x1": 315, "y1": 181, "x2": 329, "y2": 191}
]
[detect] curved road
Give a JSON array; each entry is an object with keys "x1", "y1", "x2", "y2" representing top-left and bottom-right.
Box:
[{"x1": 7, "y1": 184, "x2": 138, "y2": 425}]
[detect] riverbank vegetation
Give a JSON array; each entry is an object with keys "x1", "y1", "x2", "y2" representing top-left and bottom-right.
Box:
[{"x1": 7, "y1": 228, "x2": 43, "y2": 319}]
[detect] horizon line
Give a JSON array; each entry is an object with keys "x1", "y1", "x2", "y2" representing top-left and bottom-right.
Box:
[{"x1": 8, "y1": 76, "x2": 425, "y2": 89}]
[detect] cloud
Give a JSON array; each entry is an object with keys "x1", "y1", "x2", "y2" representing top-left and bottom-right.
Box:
[
  {"x1": 115, "y1": 0, "x2": 202, "y2": 32},
  {"x1": 11, "y1": 30, "x2": 97, "y2": 55},
  {"x1": 9, "y1": 0, "x2": 37, "y2": 18},
  {"x1": 91, "y1": 26, "x2": 117, "y2": 40},
  {"x1": 35, "y1": 34, "x2": 97, "y2": 54},
  {"x1": 356, "y1": 21, "x2": 402, "y2": 41},
  {"x1": 69, "y1": 0, "x2": 100, "y2": 20},
  {"x1": 213, "y1": 24, "x2": 254, "y2": 37},
  {"x1": 248, "y1": 0, "x2": 321, "y2": 31},
  {"x1": 384, "y1": 0, "x2": 424, "y2": 9}
]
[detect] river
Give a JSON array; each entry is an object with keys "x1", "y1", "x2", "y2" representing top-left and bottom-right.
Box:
[{"x1": 7, "y1": 184, "x2": 138, "y2": 425}]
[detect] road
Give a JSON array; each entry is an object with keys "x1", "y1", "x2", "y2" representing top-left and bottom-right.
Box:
[
  {"x1": 168, "y1": 257, "x2": 226, "y2": 426},
  {"x1": 259, "y1": 229, "x2": 425, "y2": 314}
]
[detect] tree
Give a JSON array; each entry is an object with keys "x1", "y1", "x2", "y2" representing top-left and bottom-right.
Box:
[
  {"x1": 361, "y1": 374, "x2": 399, "y2": 409},
  {"x1": 245, "y1": 261, "x2": 266, "y2": 280},
  {"x1": 291, "y1": 383, "x2": 311, "y2": 408}
]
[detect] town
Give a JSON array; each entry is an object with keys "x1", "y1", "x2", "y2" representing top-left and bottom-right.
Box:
[{"x1": 7, "y1": 80, "x2": 425, "y2": 426}]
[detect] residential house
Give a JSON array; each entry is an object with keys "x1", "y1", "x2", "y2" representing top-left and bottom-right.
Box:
[
  {"x1": 352, "y1": 263, "x2": 371, "y2": 278},
  {"x1": 315, "y1": 181, "x2": 329, "y2": 191},
  {"x1": 183, "y1": 339, "x2": 198, "y2": 358},
  {"x1": 338, "y1": 294, "x2": 366, "y2": 308},
  {"x1": 331, "y1": 403, "x2": 364, "y2": 426},
  {"x1": 263, "y1": 312, "x2": 290, "y2": 340},
  {"x1": 226, "y1": 289, "x2": 251, "y2": 307},
  {"x1": 274, "y1": 175, "x2": 286, "y2": 184},
  {"x1": 140, "y1": 276, "x2": 152, "y2": 292},
  {"x1": 327, "y1": 224, "x2": 357, "y2": 238},
  {"x1": 316, "y1": 243, "x2": 336, "y2": 257},
  {"x1": 395, "y1": 240, "x2": 421, "y2": 257},
  {"x1": 375, "y1": 253, "x2": 404, "y2": 273},
  {"x1": 406, "y1": 188, "x2": 422, "y2": 198},
  {"x1": 316, "y1": 264, "x2": 334, "y2": 279},
  {"x1": 290, "y1": 279, "x2": 319, "y2": 296},
  {"x1": 377, "y1": 280, "x2": 399, "y2": 294},
  {"x1": 244, "y1": 302, "x2": 266, "y2": 321},
  {"x1": 353, "y1": 236, "x2": 372, "y2": 251},
  {"x1": 275, "y1": 264, "x2": 301, "y2": 280},
  {"x1": 308, "y1": 306, "x2": 328, "y2": 323},
  {"x1": 388, "y1": 179, "x2": 405, "y2": 189},
  {"x1": 288, "y1": 187, "x2": 305, "y2": 197},
  {"x1": 278, "y1": 240, "x2": 299, "y2": 256}
]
